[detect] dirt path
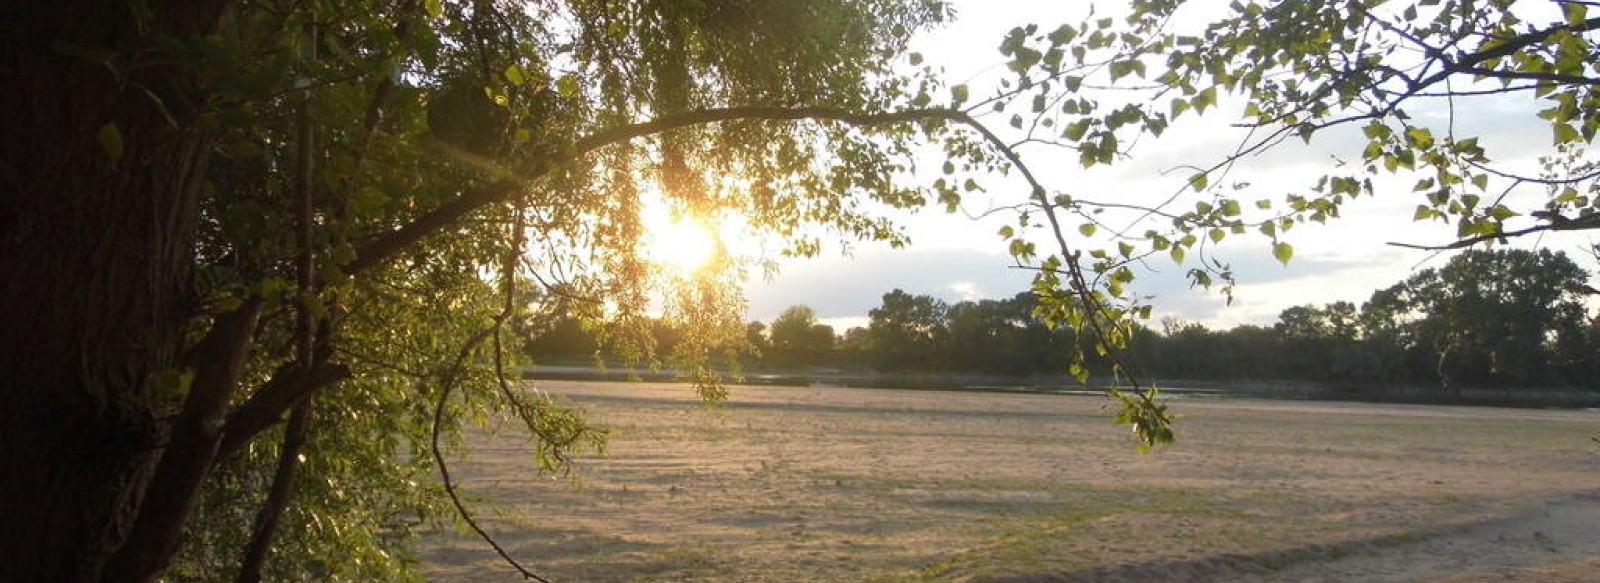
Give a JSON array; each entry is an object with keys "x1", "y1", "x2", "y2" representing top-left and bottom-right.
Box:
[
  {"x1": 998, "y1": 490, "x2": 1600, "y2": 583},
  {"x1": 1244, "y1": 490, "x2": 1600, "y2": 583}
]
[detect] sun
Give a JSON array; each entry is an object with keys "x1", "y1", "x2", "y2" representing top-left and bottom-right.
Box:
[{"x1": 642, "y1": 209, "x2": 718, "y2": 274}]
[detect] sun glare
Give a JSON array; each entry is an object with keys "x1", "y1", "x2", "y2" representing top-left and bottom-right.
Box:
[{"x1": 643, "y1": 211, "x2": 718, "y2": 274}]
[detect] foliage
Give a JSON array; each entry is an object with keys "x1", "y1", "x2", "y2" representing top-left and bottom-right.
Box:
[
  {"x1": 979, "y1": 0, "x2": 1600, "y2": 263},
  {"x1": 1371, "y1": 248, "x2": 1593, "y2": 387},
  {"x1": 767, "y1": 305, "x2": 837, "y2": 369},
  {"x1": 6, "y1": 0, "x2": 979, "y2": 581},
  {"x1": 173, "y1": 0, "x2": 955, "y2": 577},
  {"x1": 945, "y1": 293, "x2": 1068, "y2": 374},
  {"x1": 924, "y1": 0, "x2": 1600, "y2": 451},
  {"x1": 13, "y1": 0, "x2": 1600, "y2": 580},
  {"x1": 1133, "y1": 249, "x2": 1596, "y2": 389},
  {"x1": 868, "y1": 289, "x2": 952, "y2": 371},
  {"x1": 528, "y1": 248, "x2": 1594, "y2": 392}
]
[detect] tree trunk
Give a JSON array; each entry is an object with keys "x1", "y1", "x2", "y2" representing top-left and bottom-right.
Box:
[{"x1": 0, "y1": 2, "x2": 228, "y2": 581}]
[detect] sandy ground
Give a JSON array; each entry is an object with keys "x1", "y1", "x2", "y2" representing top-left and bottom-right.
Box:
[{"x1": 417, "y1": 381, "x2": 1600, "y2": 582}]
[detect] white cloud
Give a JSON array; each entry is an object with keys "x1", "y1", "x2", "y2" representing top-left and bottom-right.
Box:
[{"x1": 948, "y1": 281, "x2": 983, "y2": 302}]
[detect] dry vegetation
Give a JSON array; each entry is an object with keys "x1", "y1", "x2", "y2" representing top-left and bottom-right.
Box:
[{"x1": 419, "y1": 381, "x2": 1600, "y2": 582}]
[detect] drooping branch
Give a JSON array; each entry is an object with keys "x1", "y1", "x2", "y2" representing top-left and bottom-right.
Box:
[{"x1": 427, "y1": 323, "x2": 556, "y2": 583}]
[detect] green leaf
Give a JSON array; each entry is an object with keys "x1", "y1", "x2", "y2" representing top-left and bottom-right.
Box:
[
  {"x1": 425, "y1": 0, "x2": 442, "y2": 19},
  {"x1": 1192, "y1": 87, "x2": 1217, "y2": 114},
  {"x1": 1068, "y1": 362, "x2": 1089, "y2": 383},
  {"x1": 1405, "y1": 127, "x2": 1434, "y2": 150},
  {"x1": 1064, "y1": 119, "x2": 1091, "y2": 141},
  {"x1": 1078, "y1": 223, "x2": 1097, "y2": 237},
  {"x1": 1109, "y1": 60, "x2": 1133, "y2": 81},
  {"x1": 1553, "y1": 123, "x2": 1583, "y2": 145},
  {"x1": 1565, "y1": 1, "x2": 1589, "y2": 26},
  {"x1": 1189, "y1": 172, "x2": 1208, "y2": 192},
  {"x1": 950, "y1": 84, "x2": 969, "y2": 105},
  {"x1": 1048, "y1": 24, "x2": 1077, "y2": 45},
  {"x1": 1272, "y1": 242, "x2": 1294, "y2": 266},
  {"x1": 1009, "y1": 239, "x2": 1035, "y2": 260},
  {"x1": 556, "y1": 74, "x2": 580, "y2": 97},
  {"x1": 97, "y1": 123, "x2": 124, "y2": 163},
  {"x1": 998, "y1": 225, "x2": 1015, "y2": 239},
  {"x1": 909, "y1": 52, "x2": 923, "y2": 66},
  {"x1": 503, "y1": 64, "x2": 528, "y2": 86},
  {"x1": 1010, "y1": 47, "x2": 1043, "y2": 72}
]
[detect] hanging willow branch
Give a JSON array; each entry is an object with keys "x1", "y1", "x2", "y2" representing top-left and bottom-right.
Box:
[{"x1": 427, "y1": 320, "x2": 555, "y2": 583}]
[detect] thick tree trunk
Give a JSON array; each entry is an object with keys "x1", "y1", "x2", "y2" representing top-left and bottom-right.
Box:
[{"x1": 0, "y1": 2, "x2": 229, "y2": 582}]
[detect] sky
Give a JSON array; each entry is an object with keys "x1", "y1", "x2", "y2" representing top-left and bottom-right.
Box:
[{"x1": 741, "y1": 0, "x2": 1599, "y2": 332}]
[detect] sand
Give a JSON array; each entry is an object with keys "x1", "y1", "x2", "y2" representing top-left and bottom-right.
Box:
[{"x1": 417, "y1": 381, "x2": 1600, "y2": 582}]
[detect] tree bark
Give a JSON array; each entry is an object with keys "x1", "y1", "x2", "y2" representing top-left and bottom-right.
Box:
[{"x1": 0, "y1": 1, "x2": 231, "y2": 581}]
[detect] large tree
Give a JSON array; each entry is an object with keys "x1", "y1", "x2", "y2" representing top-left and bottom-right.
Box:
[
  {"x1": 1369, "y1": 248, "x2": 1592, "y2": 387},
  {"x1": 945, "y1": 292, "x2": 1065, "y2": 375},
  {"x1": 2, "y1": 1, "x2": 978, "y2": 581},
  {"x1": 766, "y1": 304, "x2": 836, "y2": 369},
  {"x1": 867, "y1": 289, "x2": 950, "y2": 371}
]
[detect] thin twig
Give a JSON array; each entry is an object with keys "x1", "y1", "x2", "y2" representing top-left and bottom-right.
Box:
[{"x1": 429, "y1": 325, "x2": 555, "y2": 583}]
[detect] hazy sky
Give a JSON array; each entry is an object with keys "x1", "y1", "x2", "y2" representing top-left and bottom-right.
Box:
[{"x1": 743, "y1": 0, "x2": 1598, "y2": 331}]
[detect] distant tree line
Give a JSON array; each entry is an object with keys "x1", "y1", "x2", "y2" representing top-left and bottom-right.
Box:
[
  {"x1": 1139, "y1": 249, "x2": 1598, "y2": 389},
  {"x1": 525, "y1": 249, "x2": 1598, "y2": 390}
]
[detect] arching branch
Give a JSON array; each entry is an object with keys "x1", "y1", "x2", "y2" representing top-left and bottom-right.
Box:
[{"x1": 346, "y1": 106, "x2": 973, "y2": 275}]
